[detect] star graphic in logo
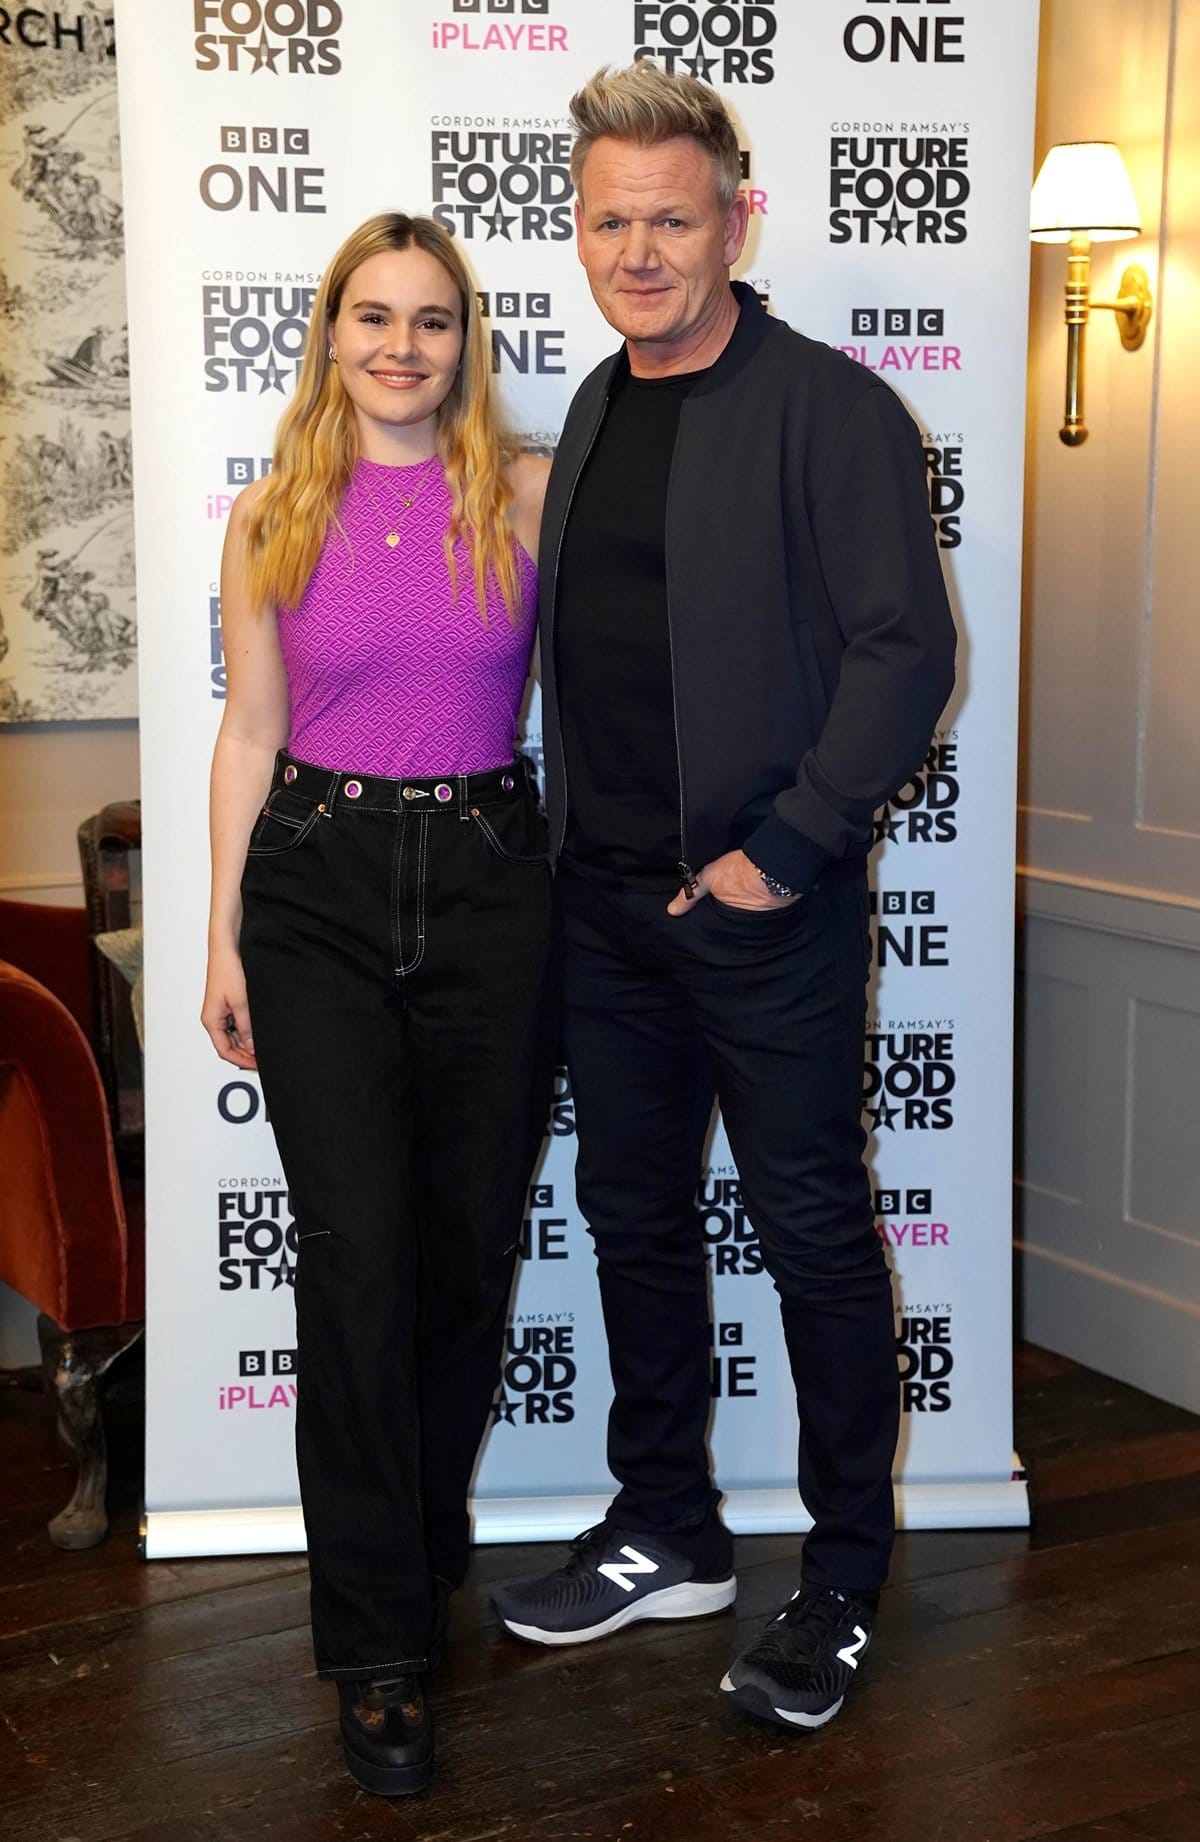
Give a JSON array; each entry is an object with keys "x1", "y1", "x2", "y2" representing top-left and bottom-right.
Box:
[
  {"x1": 874, "y1": 813, "x2": 902, "y2": 845},
  {"x1": 879, "y1": 205, "x2": 913, "y2": 245},
  {"x1": 248, "y1": 29, "x2": 283, "y2": 73},
  {"x1": 491, "y1": 1390, "x2": 518, "y2": 1426},
  {"x1": 267, "y1": 1255, "x2": 295, "y2": 1290},
  {"x1": 686, "y1": 51, "x2": 718, "y2": 81},
  {"x1": 482, "y1": 205, "x2": 517, "y2": 242},
  {"x1": 864, "y1": 1099, "x2": 900, "y2": 1132},
  {"x1": 255, "y1": 353, "x2": 288, "y2": 395}
]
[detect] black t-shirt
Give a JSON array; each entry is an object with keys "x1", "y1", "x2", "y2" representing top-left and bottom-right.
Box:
[{"x1": 555, "y1": 364, "x2": 702, "y2": 887}]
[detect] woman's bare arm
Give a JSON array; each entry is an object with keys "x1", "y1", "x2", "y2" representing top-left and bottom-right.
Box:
[{"x1": 201, "y1": 480, "x2": 290, "y2": 1069}]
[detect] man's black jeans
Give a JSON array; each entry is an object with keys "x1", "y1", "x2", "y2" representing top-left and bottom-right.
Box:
[
  {"x1": 558, "y1": 857, "x2": 898, "y2": 1594},
  {"x1": 241, "y1": 753, "x2": 553, "y2": 1679}
]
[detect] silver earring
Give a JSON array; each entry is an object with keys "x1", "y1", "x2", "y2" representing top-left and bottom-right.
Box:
[{"x1": 327, "y1": 343, "x2": 337, "y2": 363}]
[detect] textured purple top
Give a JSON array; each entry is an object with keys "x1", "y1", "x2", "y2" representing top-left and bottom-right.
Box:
[{"x1": 278, "y1": 457, "x2": 537, "y2": 777}]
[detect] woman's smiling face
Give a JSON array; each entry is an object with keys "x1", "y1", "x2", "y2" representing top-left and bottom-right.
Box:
[{"x1": 329, "y1": 246, "x2": 465, "y2": 446}]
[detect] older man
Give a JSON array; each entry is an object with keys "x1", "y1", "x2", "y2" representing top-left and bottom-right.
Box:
[{"x1": 493, "y1": 63, "x2": 956, "y2": 1732}]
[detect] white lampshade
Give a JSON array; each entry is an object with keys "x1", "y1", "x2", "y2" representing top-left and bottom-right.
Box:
[{"x1": 1029, "y1": 141, "x2": 1141, "y2": 242}]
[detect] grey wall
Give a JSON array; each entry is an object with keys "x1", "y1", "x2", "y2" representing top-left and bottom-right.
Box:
[{"x1": 0, "y1": 722, "x2": 140, "y2": 906}]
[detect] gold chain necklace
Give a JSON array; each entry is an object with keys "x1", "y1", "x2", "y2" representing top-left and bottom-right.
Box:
[{"x1": 355, "y1": 453, "x2": 441, "y2": 549}]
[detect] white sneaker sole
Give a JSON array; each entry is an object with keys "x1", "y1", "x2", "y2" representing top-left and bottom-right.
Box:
[
  {"x1": 502, "y1": 1575, "x2": 737, "y2": 1647},
  {"x1": 720, "y1": 1673, "x2": 844, "y2": 1729}
]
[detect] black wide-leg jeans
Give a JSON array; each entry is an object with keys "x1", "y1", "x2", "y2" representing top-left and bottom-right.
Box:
[
  {"x1": 240, "y1": 753, "x2": 553, "y2": 1679},
  {"x1": 559, "y1": 858, "x2": 899, "y2": 1594}
]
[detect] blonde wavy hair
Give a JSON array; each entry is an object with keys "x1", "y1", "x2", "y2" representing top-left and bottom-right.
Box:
[
  {"x1": 569, "y1": 62, "x2": 742, "y2": 212},
  {"x1": 244, "y1": 212, "x2": 521, "y2": 621}
]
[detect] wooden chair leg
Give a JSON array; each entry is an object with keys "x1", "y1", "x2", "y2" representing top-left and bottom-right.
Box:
[{"x1": 37, "y1": 1316, "x2": 144, "y2": 1550}]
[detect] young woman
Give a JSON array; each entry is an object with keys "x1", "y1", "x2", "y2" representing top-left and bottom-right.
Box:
[{"x1": 202, "y1": 213, "x2": 553, "y2": 1797}]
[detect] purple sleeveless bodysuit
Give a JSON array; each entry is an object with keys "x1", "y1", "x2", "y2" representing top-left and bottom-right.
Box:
[{"x1": 278, "y1": 457, "x2": 537, "y2": 777}]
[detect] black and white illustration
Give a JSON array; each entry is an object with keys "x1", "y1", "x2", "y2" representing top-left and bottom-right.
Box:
[{"x1": 0, "y1": 8, "x2": 135, "y2": 720}]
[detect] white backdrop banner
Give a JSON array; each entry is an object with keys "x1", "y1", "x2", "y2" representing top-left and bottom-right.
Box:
[{"x1": 116, "y1": 0, "x2": 1038, "y2": 1557}]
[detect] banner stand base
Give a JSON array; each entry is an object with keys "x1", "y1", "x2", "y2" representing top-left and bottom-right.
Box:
[{"x1": 141, "y1": 1460, "x2": 1028, "y2": 1559}]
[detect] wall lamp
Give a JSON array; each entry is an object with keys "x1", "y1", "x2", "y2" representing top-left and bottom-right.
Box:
[{"x1": 1029, "y1": 141, "x2": 1153, "y2": 446}]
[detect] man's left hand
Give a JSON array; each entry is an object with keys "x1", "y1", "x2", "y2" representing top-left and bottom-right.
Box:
[{"x1": 667, "y1": 849, "x2": 800, "y2": 917}]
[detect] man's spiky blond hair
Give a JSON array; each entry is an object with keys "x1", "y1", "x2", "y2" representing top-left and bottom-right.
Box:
[{"x1": 569, "y1": 63, "x2": 742, "y2": 212}]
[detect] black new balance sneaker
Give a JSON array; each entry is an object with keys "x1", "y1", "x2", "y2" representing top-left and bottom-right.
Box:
[
  {"x1": 721, "y1": 1586, "x2": 874, "y2": 1729},
  {"x1": 492, "y1": 1519, "x2": 737, "y2": 1646}
]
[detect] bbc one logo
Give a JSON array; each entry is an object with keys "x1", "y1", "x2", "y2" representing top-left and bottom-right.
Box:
[
  {"x1": 925, "y1": 432, "x2": 965, "y2": 549},
  {"x1": 218, "y1": 1077, "x2": 270, "y2": 1124},
  {"x1": 194, "y1": 0, "x2": 342, "y2": 75},
  {"x1": 492, "y1": 1315, "x2": 576, "y2": 1426},
  {"x1": 896, "y1": 1308, "x2": 954, "y2": 1412},
  {"x1": 837, "y1": 306, "x2": 961, "y2": 379},
  {"x1": 711, "y1": 1319, "x2": 757, "y2": 1398},
  {"x1": 874, "y1": 1185, "x2": 949, "y2": 1252},
  {"x1": 431, "y1": 123, "x2": 572, "y2": 241},
  {"x1": 875, "y1": 733, "x2": 960, "y2": 845},
  {"x1": 634, "y1": 0, "x2": 778, "y2": 85},
  {"x1": 864, "y1": 1021, "x2": 955, "y2": 1132},
  {"x1": 699, "y1": 1171, "x2": 762, "y2": 1275},
  {"x1": 199, "y1": 126, "x2": 325, "y2": 216},
  {"x1": 202, "y1": 280, "x2": 316, "y2": 393},
  {"x1": 479, "y1": 290, "x2": 566, "y2": 377},
  {"x1": 869, "y1": 888, "x2": 950, "y2": 971},
  {"x1": 830, "y1": 124, "x2": 970, "y2": 245},
  {"x1": 520, "y1": 1182, "x2": 569, "y2": 1261},
  {"x1": 841, "y1": 1, "x2": 965, "y2": 66},
  {"x1": 217, "y1": 1184, "x2": 297, "y2": 1291},
  {"x1": 432, "y1": 0, "x2": 568, "y2": 54}
]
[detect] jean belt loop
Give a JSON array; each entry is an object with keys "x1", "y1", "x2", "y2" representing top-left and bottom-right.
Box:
[
  {"x1": 457, "y1": 773, "x2": 471, "y2": 821},
  {"x1": 324, "y1": 770, "x2": 340, "y2": 815}
]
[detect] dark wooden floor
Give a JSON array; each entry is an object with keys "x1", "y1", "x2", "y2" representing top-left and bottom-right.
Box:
[{"x1": 3, "y1": 1346, "x2": 1200, "y2": 1841}]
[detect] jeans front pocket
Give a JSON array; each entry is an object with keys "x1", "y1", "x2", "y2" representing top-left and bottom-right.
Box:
[
  {"x1": 246, "y1": 788, "x2": 323, "y2": 858},
  {"x1": 470, "y1": 800, "x2": 549, "y2": 867}
]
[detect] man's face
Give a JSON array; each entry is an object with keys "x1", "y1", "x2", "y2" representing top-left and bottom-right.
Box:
[{"x1": 574, "y1": 134, "x2": 748, "y2": 369}]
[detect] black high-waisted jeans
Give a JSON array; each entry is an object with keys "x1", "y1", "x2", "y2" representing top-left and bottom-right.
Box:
[{"x1": 240, "y1": 751, "x2": 553, "y2": 1680}]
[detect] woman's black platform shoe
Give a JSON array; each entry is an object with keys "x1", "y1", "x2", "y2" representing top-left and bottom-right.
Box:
[{"x1": 337, "y1": 1675, "x2": 433, "y2": 1796}]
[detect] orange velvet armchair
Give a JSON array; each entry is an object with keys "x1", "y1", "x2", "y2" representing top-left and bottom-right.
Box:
[{"x1": 0, "y1": 896, "x2": 145, "y2": 1548}]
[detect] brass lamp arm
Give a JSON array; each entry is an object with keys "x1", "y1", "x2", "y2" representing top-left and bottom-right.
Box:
[{"x1": 1089, "y1": 269, "x2": 1154, "y2": 349}]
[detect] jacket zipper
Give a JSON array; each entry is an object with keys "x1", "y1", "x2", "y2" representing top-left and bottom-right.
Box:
[
  {"x1": 663, "y1": 420, "x2": 692, "y2": 891},
  {"x1": 549, "y1": 392, "x2": 609, "y2": 858}
]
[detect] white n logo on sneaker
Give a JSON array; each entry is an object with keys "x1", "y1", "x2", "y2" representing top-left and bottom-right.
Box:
[
  {"x1": 835, "y1": 1625, "x2": 869, "y2": 1670},
  {"x1": 597, "y1": 1546, "x2": 660, "y2": 1594}
]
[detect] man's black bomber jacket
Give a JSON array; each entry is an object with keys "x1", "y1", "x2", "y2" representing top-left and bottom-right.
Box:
[{"x1": 536, "y1": 281, "x2": 958, "y2": 897}]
